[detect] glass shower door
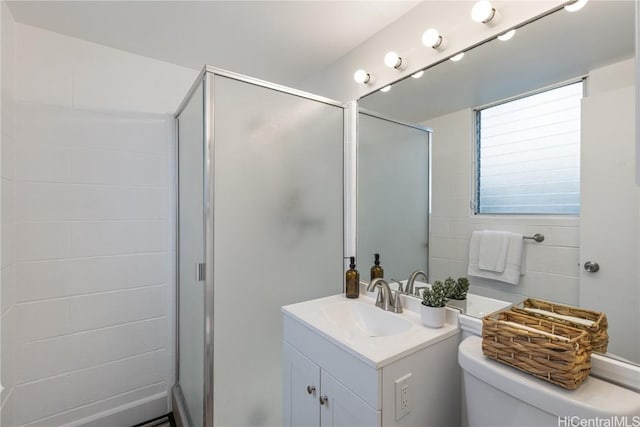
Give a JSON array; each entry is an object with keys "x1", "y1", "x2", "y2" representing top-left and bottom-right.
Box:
[
  {"x1": 175, "y1": 68, "x2": 344, "y2": 426},
  {"x1": 177, "y1": 81, "x2": 205, "y2": 426},
  {"x1": 211, "y1": 74, "x2": 344, "y2": 427}
]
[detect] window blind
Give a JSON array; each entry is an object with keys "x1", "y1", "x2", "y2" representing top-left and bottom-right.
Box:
[{"x1": 477, "y1": 81, "x2": 582, "y2": 214}]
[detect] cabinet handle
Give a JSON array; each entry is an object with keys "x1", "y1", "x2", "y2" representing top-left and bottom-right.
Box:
[
  {"x1": 319, "y1": 395, "x2": 328, "y2": 406},
  {"x1": 306, "y1": 385, "x2": 316, "y2": 395}
]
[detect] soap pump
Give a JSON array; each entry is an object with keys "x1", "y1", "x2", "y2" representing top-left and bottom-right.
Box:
[
  {"x1": 345, "y1": 256, "x2": 359, "y2": 299},
  {"x1": 370, "y1": 253, "x2": 384, "y2": 281}
]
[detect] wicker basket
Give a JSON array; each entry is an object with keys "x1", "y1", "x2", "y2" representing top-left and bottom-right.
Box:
[
  {"x1": 482, "y1": 310, "x2": 592, "y2": 390},
  {"x1": 511, "y1": 298, "x2": 608, "y2": 354}
]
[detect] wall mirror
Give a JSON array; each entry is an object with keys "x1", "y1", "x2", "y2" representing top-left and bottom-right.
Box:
[{"x1": 356, "y1": 1, "x2": 638, "y2": 364}]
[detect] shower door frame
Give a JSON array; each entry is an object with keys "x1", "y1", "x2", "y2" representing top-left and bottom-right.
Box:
[{"x1": 173, "y1": 66, "x2": 349, "y2": 427}]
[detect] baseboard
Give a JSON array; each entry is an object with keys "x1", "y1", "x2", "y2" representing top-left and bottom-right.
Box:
[
  {"x1": 70, "y1": 392, "x2": 168, "y2": 427},
  {"x1": 171, "y1": 385, "x2": 191, "y2": 427}
]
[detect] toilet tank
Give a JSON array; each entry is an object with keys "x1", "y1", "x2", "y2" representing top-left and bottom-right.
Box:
[{"x1": 459, "y1": 336, "x2": 640, "y2": 427}]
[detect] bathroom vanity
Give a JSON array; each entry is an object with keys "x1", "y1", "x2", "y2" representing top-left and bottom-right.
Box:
[{"x1": 282, "y1": 294, "x2": 462, "y2": 427}]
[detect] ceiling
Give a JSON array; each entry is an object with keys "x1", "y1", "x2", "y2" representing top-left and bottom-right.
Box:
[
  {"x1": 360, "y1": 0, "x2": 636, "y2": 122},
  {"x1": 7, "y1": 0, "x2": 421, "y2": 87}
]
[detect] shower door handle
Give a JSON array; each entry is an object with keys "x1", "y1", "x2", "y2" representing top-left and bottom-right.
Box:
[{"x1": 196, "y1": 263, "x2": 206, "y2": 281}]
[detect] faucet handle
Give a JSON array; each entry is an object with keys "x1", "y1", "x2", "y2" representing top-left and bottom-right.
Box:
[
  {"x1": 390, "y1": 278, "x2": 404, "y2": 293},
  {"x1": 391, "y1": 290, "x2": 403, "y2": 313},
  {"x1": 414, "y1": 286, "x2": 427, "y2": 298}
]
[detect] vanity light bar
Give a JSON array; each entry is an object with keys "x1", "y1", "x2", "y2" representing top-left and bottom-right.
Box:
[{"x1": 355, "y1": 0, "x2": 585, "y2": 87}]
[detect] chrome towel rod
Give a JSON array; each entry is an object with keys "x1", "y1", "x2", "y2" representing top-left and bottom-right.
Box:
[{"x1": 523, "y1": 233, "x2": 544, "y2": 243}]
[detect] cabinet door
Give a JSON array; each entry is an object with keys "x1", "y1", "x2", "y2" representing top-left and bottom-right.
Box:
[
  {"x1": 283, "y1": 343, "x2": 321, "y2": 427},
  {"x1": 320, "y1": 370, "x2": 379, "y2": 427}
]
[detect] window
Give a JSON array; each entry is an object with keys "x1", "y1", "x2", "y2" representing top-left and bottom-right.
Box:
[{"x1": 475, "y1": 81, "x2": 583, "y2": 215}]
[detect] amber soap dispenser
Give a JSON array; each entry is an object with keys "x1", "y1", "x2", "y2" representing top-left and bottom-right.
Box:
[
  {"x1": 370, "y1": 253, "x2": 384, "y2": 281},
  {"x1": 345, "y1": 256, "x2": 359, "y2": 299}
]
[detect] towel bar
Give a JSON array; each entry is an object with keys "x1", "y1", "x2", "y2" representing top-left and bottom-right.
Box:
[{"x1": 523, "y1": 233, "x2": 544, "y2": 243}]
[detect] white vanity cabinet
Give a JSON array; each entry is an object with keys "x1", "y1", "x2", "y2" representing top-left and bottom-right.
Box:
[
  {"x1": 283, "y1": 294, "x2": 462, "y2": 427},
  {"x1": 284, "y1": 342, "x2": 378, "y2": 427}
]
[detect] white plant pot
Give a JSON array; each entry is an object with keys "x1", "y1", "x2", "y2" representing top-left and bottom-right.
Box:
[{"x1": 421, "y1": 304, "x2": 446, "y2": 328}]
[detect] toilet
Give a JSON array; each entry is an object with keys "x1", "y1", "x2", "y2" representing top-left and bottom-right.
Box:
[{"x1": 459, "y1": 336, "x2": 640, "y2": 427}]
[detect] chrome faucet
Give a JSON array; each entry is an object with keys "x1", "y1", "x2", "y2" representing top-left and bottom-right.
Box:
[
  {"x1": 406, "y1": 270, "x2": 428, "y2": 297},
  {"x1": 367, "y1": 278, "x2": 403, "y2": 313}
]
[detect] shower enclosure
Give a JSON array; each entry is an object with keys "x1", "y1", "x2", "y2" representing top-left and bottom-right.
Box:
[{"x1": 173, "y1": 67, "x2": 346, "y2": 426}]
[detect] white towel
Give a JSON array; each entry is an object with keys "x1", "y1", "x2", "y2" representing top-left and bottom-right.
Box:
[
  {"x1": 478, "y1": 230, "x2": 510, "y2": 272},
  {"x1": 468, "y1": 231, "x2": 525, "y2": 285}
]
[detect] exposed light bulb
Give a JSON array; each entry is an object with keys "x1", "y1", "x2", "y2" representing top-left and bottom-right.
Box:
[
  {"x1": 411, "y1": 70, "x2": 425, "y2": 79},
  {"x1": 497, "y1": 29, "x2": 516, "y2": 41},
  {"x1": 384, "y1": 51, "x2": 404, "y2": 69},
  {"x1": 564, "y1": 0, "x2": 588, "y2": 12},
  {"x1": 353, "y1": 69, "x2": 371, "y2": 84},
  {"x1": 380, "y1": 85, "x2": 391, "y2": 93},
  {"x1": 450, "y1": 52, "x2": 465, "y2": 62},
  {"x1": 422, "y1": 28, "x2": 444, "y2": 49},
  {"x1": 471, "y1": 0, "x2": 496, "y2": 23}
]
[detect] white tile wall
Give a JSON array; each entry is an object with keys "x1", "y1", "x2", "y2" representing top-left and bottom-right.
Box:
[
  {"x1": 14, "y1": 184, "x2": 166, "y2": 222},
  {"x1": 1, "y1": 2, "x2": 17, "y2": 424},
  {"x1": 71, "y1": 149, "x2": 168, "y2": 186},
  {"x1": 70, "y1": 220, "x2": 168, "y2": 257},
  {"x1": 16, "y1": 317, "x2": 167, "y2": 383},
  {"x1": 0, "y1": 21, "x2": 197, "y2": 426},
  {"x1": 26, "y1": 383, "x2": 167, "y2": 427},
  {"x1": 426, "y1": 108, "x2": 581, "y2": 306},
  {"x1": 12, "y1": 349, "x2": 168, "y2": 425},
  {"x1": 16, "y1": 253, "x2": 168, "y2": 302},
  {"x1": 68, "y1": 285, "x2": 167, "y2": 332},
  {"x1": 14, "y1": 222, "x2": 72, "y2": 262}
]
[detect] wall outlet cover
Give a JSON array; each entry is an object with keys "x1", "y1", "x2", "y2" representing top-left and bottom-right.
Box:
[{"x1": 394, "y1": 373, "x2": 412, "y2": 420}]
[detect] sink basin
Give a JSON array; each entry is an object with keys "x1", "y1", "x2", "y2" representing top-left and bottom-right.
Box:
[
  {"x1": 283, "y1": 294, "x2": 461, "y2": 368},
  {"x1": 320, "y1": 300, "x2": 412, "y2": 337}
]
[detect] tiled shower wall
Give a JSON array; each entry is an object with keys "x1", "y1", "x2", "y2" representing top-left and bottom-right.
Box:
[
  {"x1": 1, "y1": 18, "x2": 197, "y2": 426},
  {"x1": 1, "y1": 1, "x2": 17, "y2": 424}
]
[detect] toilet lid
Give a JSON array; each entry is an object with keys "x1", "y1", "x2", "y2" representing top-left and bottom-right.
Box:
[{"x1": 458, "y1": 336, "x2": 640, "y2": 418}]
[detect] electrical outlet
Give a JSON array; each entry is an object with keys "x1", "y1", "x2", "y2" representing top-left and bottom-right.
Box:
[
  {"x1": 401, "y1": 384, "x2": 409, "y2": 409},
  {"x1": 394, "y1": 373, "x2": 412, "y2": 420}
]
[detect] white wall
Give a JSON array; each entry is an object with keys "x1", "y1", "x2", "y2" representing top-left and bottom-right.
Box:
[
  {"x1": 426, "y1": 58, "x2": 635, "y2": 309},
  {"x1": 426, "y1": 110, "x2": 580, "y2": 305},
  {"x1": 1, "y1": 21, "x2": 197, "y2": 426},
  {"x1": 579, "y1": 59, "x2": 638, "y2": 363},
  {"x1": 1, "y1": 1, "x2": 17, "y2": 425}
]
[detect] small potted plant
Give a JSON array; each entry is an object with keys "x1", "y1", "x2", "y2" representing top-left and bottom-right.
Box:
[
  {"x1": 446, "y1": 277, "x2": 470, "y2": 311},
  {"x1": 421, "y1": 280, "x2": 448, "y2": 328}
]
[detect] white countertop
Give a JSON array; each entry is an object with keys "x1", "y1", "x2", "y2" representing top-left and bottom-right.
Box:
[{"x1": 282, "y1": 293, "x2": 460, "y2": 368}]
